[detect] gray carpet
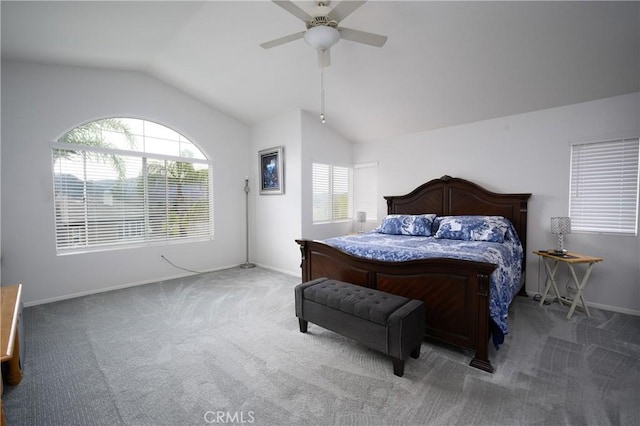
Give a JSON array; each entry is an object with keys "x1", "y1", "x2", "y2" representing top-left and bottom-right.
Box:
[{"x1": 3, "y1": 267, "x2": 639, "y2": 425}]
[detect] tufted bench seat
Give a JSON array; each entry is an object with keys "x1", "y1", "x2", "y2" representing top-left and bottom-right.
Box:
[{"x1": 295, "y1": 277, "x2": 425, "y2": 377}]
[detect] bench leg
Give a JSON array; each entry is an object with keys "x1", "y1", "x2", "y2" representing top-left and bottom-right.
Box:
[
  {"x1": 298, "y1": 319, "x2": 308, "y2": 333},
  {"x1": 392, "y1": 358, "x2": 404, "y2": 377},
  {"x1": 410, "y1": 344, "x2": 421, "y2": 359}
]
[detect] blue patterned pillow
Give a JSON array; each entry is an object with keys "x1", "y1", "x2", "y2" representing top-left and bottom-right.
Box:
[
  {"x1": 434, "y1": 215, "x2": 510, "y2": 243},
  {"x1": 376, "y1": 214, "x2": 437, "y2": 236}
]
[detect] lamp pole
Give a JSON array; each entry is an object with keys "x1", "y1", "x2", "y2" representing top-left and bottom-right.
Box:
[{"x1": 240, "y1": 177, "x2": 255, "y2": 269}]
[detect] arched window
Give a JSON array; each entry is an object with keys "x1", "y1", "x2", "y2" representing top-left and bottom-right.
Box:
[{"x1": 51, "y1": 118, "x2": 213, "y2": 253}]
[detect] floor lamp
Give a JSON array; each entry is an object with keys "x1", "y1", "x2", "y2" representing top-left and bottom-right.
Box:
[{"x1": 240, "y1": 177, "x2": 256, "y2": 269}]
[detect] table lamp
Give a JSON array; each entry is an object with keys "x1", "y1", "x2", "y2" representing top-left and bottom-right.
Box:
[
  {"x1": 550, "y1": 216, "x2": 571, "y2": 254},
  {"x1": 356, "y1": 211, "x2": 367, "y2": 233}
]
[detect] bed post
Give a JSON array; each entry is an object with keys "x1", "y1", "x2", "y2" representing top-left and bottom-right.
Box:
[
  {"x1": 470, "y1": 272, "x2": 494, "y2": 373},
  {"x1": 296, "y1": 240, "x2": 310, "y2": 282},
  {"x1": 517, "y1": 199, "x2": 530, "y2": 297}
]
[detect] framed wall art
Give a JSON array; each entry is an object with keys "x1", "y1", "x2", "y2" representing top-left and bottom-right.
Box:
[{"x1": 259, "y1": 146, "x2": 284, "y2": 195}]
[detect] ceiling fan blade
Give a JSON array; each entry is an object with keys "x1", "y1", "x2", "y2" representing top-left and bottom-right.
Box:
[
  {"x1": 272, "y1": 0, "x2": 311, "y2": 22},
  {"x1": 318, "y1": 49, "x2": 331, "y2": 68},
  {"x1": 328, "y1": 1, "x2": 367, "y2": 23},
  {"x1": 338, "y1": 27, "x2": 387, "y2": 47},
  {"x1": 260, "y1": 31, "x2": 305, "y2": 49}
]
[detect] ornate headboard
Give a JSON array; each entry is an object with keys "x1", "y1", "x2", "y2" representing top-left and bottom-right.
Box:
[{"x1": 384, "y1": 175, "x2": 532, "y2": 259}]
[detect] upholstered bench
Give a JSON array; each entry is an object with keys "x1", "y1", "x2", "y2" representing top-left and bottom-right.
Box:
[{"x1": 294, "y1": 277, "x2": 425, "y2": 377}]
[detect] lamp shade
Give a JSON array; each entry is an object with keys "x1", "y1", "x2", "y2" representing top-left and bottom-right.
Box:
[
  {"x1": 356, "y1": 211, "x2": 367, "y2": 223},
  {"x1": 304, "y1": 26, "x2": 340, "y2": 51},
  {"x1": 550, "y1": 217, "x2": 571, "y2": 234}
]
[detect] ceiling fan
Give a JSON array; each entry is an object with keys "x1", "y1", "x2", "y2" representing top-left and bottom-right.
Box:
[{"x1": 260, "y1": 0, "x2": 388, "y2": 68}]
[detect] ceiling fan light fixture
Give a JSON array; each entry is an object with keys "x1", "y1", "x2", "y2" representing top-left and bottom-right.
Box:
[{"x1": 304, "y1": 25, "x2": 340, "y2": 51}]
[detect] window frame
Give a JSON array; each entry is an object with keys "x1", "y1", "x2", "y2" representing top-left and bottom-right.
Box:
[
  {"x1": 51, "y1": 118, "x2": 214, "y2": 254},
  {"x1": 312, "y1": 162, "x2": 353, "y2": 224},
  {"x1": 353, "y1": 162, "x2": 379, "y2": 223},
  {"x1": 568, "y1": 136, "x2": 639, "y2": 236}
]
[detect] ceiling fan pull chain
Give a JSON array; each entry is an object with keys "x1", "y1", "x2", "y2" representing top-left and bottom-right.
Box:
[{"x1": 320, "y1": 68, "x2": 326, "y2": 124}]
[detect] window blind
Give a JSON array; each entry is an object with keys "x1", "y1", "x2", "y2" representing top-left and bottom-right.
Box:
[
  {"x1": 312, "y1": 162, "x2": 352, "y2": 223},
  {"x1": 312, "y1": 163, "x2": 330, "y2": 222},
  {"x1": 53, "y1": 150, "x2": 146, "y2": 249},
  {"x1": 569, "y1": 137, "x2": 639, "y2": 235},
  {"x1": 53, "y1": 118, "x2": 213, "y2": 253},
  {"x1": 354, "y1": 162, "x2": 378, "y2": 222},
  {"x1": 332, "y1": 165, "x2": 352, "y2": 221}
]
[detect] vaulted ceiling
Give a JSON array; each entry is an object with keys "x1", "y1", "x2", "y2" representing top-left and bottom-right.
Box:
[{"x1": 2, "y1": 1, "x2": 638, "y2": 143}]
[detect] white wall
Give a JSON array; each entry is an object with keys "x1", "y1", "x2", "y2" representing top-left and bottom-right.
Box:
[
  {"x1": 354, "y1": 93, "x2": 640, "y2": 315},
  {"x1": 1, "y1": 61, "x2": 251, "y2": 305},
  {"x1": 3, "y1": 59, "x2": 637, "y2": 316},
  {"x1": 248, "y1": 109, "x2": 354, "y2": 277},
  {"x1": 249, "y1": 110, "x2": 303, "y2": 275},
  {"x1": 300, "y1": 110, "x2": 354, "y2": 241}
]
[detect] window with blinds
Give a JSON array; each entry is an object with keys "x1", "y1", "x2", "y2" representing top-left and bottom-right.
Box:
[
  {"x1": 569, "y1": 137, "x2": 639, "y2": 235},
  {"x1": 52, "y1": 118, "x2": 213, "y2": 253},
  {"x1": 312, "y1": 162, "x2": 353, "y2": 223},
  {"x1": 354, "y1": 162, "x2": 378, "y2": 222}
]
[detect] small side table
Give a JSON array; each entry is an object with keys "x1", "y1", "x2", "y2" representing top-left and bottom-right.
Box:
[{"x1": 533, "y1": 251, "x2": 603, "y2": 319}]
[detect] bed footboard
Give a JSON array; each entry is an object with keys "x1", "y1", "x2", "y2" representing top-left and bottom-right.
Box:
[{"x1": 296, "y1": 239, "x2": 497, "y2": 372}]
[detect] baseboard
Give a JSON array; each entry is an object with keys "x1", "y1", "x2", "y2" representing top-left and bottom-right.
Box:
[
  {"x1": 524, "y1": 291, "x2": 640, "y2": 317},
  {"x1": 250, "y1": 263, "x2": 299, "y2": 278},
  {"x1": 23, "y1": 263, "x2": 239, "y2": 307},
  {"x1": 586, "y1": 300, "x2": 640, "y2": 317}
]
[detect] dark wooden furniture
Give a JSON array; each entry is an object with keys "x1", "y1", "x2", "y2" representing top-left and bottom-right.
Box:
[
  {"x1": 295, "y1": 278, "x2": 425, "y2": 377},
  {"x1": 1, "y1": 284, "x2": 23, "y2": 426},
  {"x1": 296, "y1": 176, "x2": 531, "y2": 372}
]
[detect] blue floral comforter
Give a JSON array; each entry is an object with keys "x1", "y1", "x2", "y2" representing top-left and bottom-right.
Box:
[{"x1": 323, "y1": 223, "x2": 523, "y2": 342}]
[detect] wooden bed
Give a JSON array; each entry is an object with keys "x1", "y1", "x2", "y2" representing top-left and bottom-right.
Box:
[{"x1": 296, "y1": 175, "x2": 531, "y2": 372}]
